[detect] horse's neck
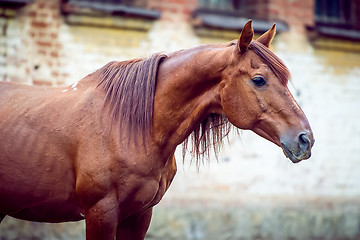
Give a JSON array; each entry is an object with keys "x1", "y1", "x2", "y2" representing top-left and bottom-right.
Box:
[{"x1": 153, "y1": 46, "x2": 230, "y2": 154}]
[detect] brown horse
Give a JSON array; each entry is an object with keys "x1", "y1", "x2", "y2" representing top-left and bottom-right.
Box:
[{"x1": 0, "y1": 20, "x2": 314, "y2": 239}]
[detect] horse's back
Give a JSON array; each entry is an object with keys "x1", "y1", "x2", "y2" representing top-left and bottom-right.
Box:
[
  {"x1": 0, "y1": 81, "x2": 48, "y2": 114},
  {"x1": 0, "y1": 81, "x2": 26, "y2": 104}
]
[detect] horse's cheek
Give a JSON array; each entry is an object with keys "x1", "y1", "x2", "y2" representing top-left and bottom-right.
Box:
[{"x1": 221, "y1": 86, "x2": 252, "y2": 129}]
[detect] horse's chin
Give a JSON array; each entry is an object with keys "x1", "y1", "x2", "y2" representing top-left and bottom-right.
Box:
[{"x1": 281, "y1": 143, "x2": 311, "y2": 164}]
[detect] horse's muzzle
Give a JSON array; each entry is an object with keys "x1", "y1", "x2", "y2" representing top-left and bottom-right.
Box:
[{"x1": 281, "y1": 131, "x2": 314, "y2": 163}]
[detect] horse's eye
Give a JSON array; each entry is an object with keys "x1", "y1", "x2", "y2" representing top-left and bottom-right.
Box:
[{"x1": 252, "y1": 76, "x2": 267, "y2": 87}]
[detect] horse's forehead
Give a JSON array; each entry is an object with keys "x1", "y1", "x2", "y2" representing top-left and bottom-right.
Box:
[
  {"x1": 250, "y1": 57, "x2": 262, "y2": 69},
  {"x1": 236, "y1": 51, "x2": 266, "y2": 70},
  {"x1": 247, "y1": 50, "x2": 265, "y2": 65}
]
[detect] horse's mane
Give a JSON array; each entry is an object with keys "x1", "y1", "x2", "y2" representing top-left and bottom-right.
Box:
[
  {"x1": 182, "y1": 114, "x2": 233, "y2": 167},
  {"x1": 96, "y1": 51, "x2": 231, "y2": 164},
  {"x1": 97, "y1": 53, "x2": 166, "y2": 141}
]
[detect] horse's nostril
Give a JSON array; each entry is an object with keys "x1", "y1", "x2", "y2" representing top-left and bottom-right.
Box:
[{"x1": 299, "y1": 133, "x2": 310, "y2": 151}]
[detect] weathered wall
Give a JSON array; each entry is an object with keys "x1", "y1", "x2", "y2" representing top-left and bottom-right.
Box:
[
  {"x1": 0, "y1": 0, "x2": 67, "y2": 85},
  {"x1": 0, "y1": 0, "x2": 360, "y2": 239}
]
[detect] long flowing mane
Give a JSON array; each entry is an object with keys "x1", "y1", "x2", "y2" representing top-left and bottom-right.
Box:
[
  {"x1": 97, "y1": 53, "x2": 166, "y2": 140},
  {"x1": 182, "y1": 114, "x2": 232, "y2": 166},
  {"x1": 96, "y1": 49, "x2": 232, "y2": 164}
]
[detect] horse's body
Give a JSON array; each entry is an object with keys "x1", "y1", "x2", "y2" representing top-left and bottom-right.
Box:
[
  {"x1": 0, "y1": 21, "x2": 314, "y2": 239},
  {"x1": 0, "y1": 68, "x2": 177, "y2": 238}
]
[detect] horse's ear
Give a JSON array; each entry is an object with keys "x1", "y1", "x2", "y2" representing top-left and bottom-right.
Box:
[
  {"x1": 237, "y1": 19, "x2": 254, "y2": 53},
  {"x1": 257, "y1": 23, "x2": 276, "y2": 48}
]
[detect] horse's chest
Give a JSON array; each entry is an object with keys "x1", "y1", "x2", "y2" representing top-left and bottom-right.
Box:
[{"x1": 123, "y1": 155, "x2": 177, "y2": 215}]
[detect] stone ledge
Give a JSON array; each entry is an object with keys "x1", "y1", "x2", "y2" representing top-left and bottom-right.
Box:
[
  {"x1": 0, "y1": 7, "x2": 18, "y2": 17},
  {"x1": 1, "y1": 198, "x2": 358, "y2": 240},
  {"x1": 63, "y1": 1, "x2": 160, "y2": 20},
  {"x1": 0, "y1": 0, "x2": 32, "y2": 9},
  {"x1": 64, "y1": 14, "x2": 154, "y2": 31},
  {"x1": 148, "y1": 202, "x2": 360, "y2": 240},
  {"x1": 308, "y1": 33, "x2": 360, "y2": 52},
  {"x1": 307, "y1": 25, "x2": 360, "y2": 51},
  {"x1": 62, "y1": 1, "x2": 160, "y2": 31},
  {"x1": 192, "y1": 12, "x2": 288, "y2": 36}
]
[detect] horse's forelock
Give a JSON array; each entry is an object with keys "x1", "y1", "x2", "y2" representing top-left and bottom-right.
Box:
[{"x1": 249, "y1": 40, "x2": 290, "y2": 85}]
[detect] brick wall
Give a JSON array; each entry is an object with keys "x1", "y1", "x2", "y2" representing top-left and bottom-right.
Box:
[
  {"x1": 0, "y1": 0, "x2": 67, "y2": 86},
  {"x1": 0, "y1": 7, "x2": 24, "y2": 83},
  {"x1": 244, "y1": 0, "x2": 314, "y2": 32},
  {"x1": 148, "y1": 0, "x2": 197, "y2": 21},
  {"x1": 26, "y1": 0, "x2": 67, "y2": 86},
  {"x1": 268, "y1": 0, "x2": 314, "y2": 29}
]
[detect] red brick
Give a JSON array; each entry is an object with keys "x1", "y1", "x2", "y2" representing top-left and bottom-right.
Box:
[
  {"x1": 50, "y1": 32, "x2": 58, "y2": 39},
  {"x1": 182, "y1": 8, "x2": 192, "y2": 16},
  {"x1": 52, "y1": 12, "x2": 60, "y2": 19},
  {"x1": 38, "y1": 12, "x2": 48, "y2": 18},
  {"x1": 36, "y1": 41, "x2": 52, "y2": 47},
  {"x1": 37, "y1": 2, "x2": 46, "y2": 9},
  {"x1": 52, "y1": 71, "x2": 59, "y2": 77},
  {"x1": 50, "y1": 51, "x2": 58, "y2": 58},
  {"x1": 31, "y1": 21, "x2": 48, "y2": 28},
  {"x1": 168, "y1": 0, "x2": 187, "y2": 4},
  {"x1": 37, "y1": 49, "x2": 46, "y2": 55},
  {"x1": 33, "y1": 79, "x2": 52, "y2": 86},
  {"x1": 29, "y1": 31, "x2": 36, "y2": 38},
  {"x1": 48, "y1": 3, "x2": 59, "y2": 10},
  {"x1": 27, "y1": 11, "x2": 37, "y2": 18}
]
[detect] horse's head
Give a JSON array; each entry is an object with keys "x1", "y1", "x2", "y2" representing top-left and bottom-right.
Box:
[{"x1": 220, "y1": 20, "x2": 314, "y2": 163}]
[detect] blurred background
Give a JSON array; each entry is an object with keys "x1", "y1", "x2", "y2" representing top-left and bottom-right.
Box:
[{"x1": 0, "y1": 0, "x2": 360, "y2": 239}]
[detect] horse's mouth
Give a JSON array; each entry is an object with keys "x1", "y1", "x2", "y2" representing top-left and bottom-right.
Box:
[{"x1": 281, "y1": 143, "x2": 311, "y2": 164}]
